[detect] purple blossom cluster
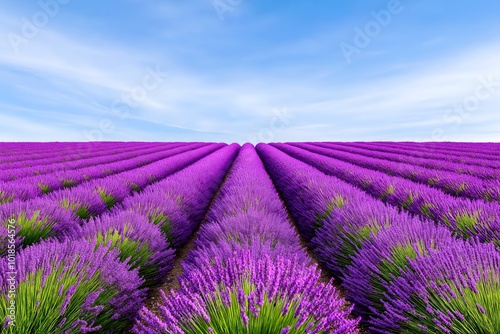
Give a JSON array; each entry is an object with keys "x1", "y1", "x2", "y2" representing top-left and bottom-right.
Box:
[
  {"x1": 0, "y1": 197, "x2": 80, "y2": 255},
  {"x1": 257, "y1": 143, "x2": 500, "y2": 332},
  {"x1": 371, "y1": 240, "x2": 500, "y2": 333},
  {"x1": 78, "y1": 211, "x2": 176, "y2": 287},
  {"x1": 343, "y1": 218, "x2": 457, "y2": 315},
  {"x1": 137, "y1": 253, "x2": 356, "y2": 334},
  {"x1": 134, "y1": 144, "x2": 359, "y2": 333},
  {"x1": 0, "y1": 239, "x2": 146, "y2": 332}
]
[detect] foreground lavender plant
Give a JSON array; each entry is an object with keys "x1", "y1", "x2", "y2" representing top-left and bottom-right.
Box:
[
  {"x1": 183, "y1": 209, "x2": 311, "y2": 272},
  {"x1": 134, "y1": 251, "x2": 359, "y2": 334},
  {"x1": 371, "y1": 241, "x2": 500, "y2": 333},
  {"x1": 0, "y1": 239, "x2": 146, "y2": 333},
  {"x1": 342, "y1": 219, "x2": 457, "y2": 317}
]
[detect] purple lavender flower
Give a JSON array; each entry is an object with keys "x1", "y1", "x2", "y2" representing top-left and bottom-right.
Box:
[
  {"x1": 342, "y1": 218, "x2": 457, "y2": 318},
  {"x1": 134, "y1": 251, "x2": 359, "y2": 333},
  {"x1": 0, "y1": 197, "x2": 80, "y2": 255},
  {"x1": 371, "y1": 240, "x2": 500, "y2": 333},
  {"x1": 79, "y1": 211, "x2": 175, "y2": 287},
  {"x1": 120, "y1": 188, "x2": 190, "y2": 246},
  {"x1": 0, "y1": 239, "x2": 146, "y2": 332}
]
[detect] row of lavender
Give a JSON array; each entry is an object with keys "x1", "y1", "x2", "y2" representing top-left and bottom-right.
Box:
[
  {"x1": 314, "y1": 142, "x2": 500, "y2": 180},
  {"x1": 0, "y1": 142, "x2": 154, "y2": 170},
  {"x1": 0, "y1": 144, "x2": 238, "y2": 332},
  {"x1": 0, "y1": 142, "x2": 150, "y2": 164},
  {"x1": 0, "y1": 142, "x2": 88, "y2": 159},
  {"x1": 0, "y1": 142, "x2": 173, "y2": 181},
  {"x1": 257, "y1": 144, "x2": 500, "y2": 333},
  {"x1": 334, "y1": 142, "x2": 500, "y2": 170},
  {"x1": 295, "y1": 142, "x2": 500, "y2": 203},
  {"x1": 368, "y1": 141, "x2": 500, "y2": 159},
  {"x1": 273, "y1": 143, "x2": 500, "y2": 246},
  {"x1": 135, "y1": 144, "x2": 360, "y2": 333},
  {"x1": 0, "y1": 143, "x2": 206, "y2": 203}
]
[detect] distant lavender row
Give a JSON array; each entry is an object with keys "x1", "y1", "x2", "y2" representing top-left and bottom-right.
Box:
[
  {"x1": 0, "y1": 142, "x2": 86, "y2": 158},
  {"x1": 0, "y1": 142, "x2": 145, "y2": 164},
  {"x1": 0, "y1": 142, "x2": 171, "y2": 180},
  {"x1": 1, "y1": 144, "x2": 155, "y2": 170},
  {"x1": 134, "y1": 144, "x2": 359, "y2": 333},
  {"x1": 315, "y1": 142, "x2": 500, "y2": 179},
  {"x1": 257, "y1": 143, "x2": 500, "y2": 333},
  {"x1": 342, "y1": 142, "x2": 500, "y2": 169},
  {"x1": 0, "y1": 145, "x2": 141, "y2": 170},
  {"x1": 383, "y1": 141, "x2": 500, "y2": 154},
  {"x1": 0, "y1": 142, "x2": 206, "y2": 203},
  {"x1": 297, "y1": 142, "x2": 500, "y2": 202},
  {"x1": 272, "y1": 143, "x2": 500, "y2": 246},
  {"x1": 0, "y1": 143, "x2": 224, "y2": 255},
  {"x1": 369, "y1": 141, "x2": 500, "y2": 160}
]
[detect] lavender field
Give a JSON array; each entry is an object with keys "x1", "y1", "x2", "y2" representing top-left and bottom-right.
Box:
[{"x1": 1, "y1": 142, "x2": 499, "y2": 333}]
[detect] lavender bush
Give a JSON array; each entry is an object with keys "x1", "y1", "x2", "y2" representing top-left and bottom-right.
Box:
[
  {"x1": 342, "y1": 219, "x2": 457, "y2": 317},
  {"x1": 134, "y1": 251, "x2": 359, "y2": 334},
  {"x1": 0, "y1": 198, "x2": 80, "y2": 255},
  {"x1": 0, "y1": 239, "x2": 146, "y2": 333},
  {"x1": 371, "y1": 240, "x2": 500, "y2": 333},
  {"x1": 79, "y1": 211, "x2": 175, "y2": 287}
]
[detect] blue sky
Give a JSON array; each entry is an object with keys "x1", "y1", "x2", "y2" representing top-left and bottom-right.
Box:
[{"x1": 0, "y1": 0, "x2": 499, "y2": 143}]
